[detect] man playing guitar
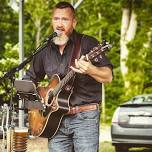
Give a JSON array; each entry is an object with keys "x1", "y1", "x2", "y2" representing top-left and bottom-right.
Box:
[{"x1": 24, "y1": 1, "x2": 113, "y2": 152}]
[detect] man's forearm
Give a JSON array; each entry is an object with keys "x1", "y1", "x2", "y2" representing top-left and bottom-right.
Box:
[{"x1": 87, "y1": 65, "x2": 113, "y2": 83}]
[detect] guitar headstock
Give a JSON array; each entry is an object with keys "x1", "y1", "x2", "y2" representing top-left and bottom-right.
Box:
[{"x1": 86, "y1": 40, "x2": 112, "y2": 62}]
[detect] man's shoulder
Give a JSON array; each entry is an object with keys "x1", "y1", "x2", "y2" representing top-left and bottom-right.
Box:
[
  {"x1": 78, "y1": 33, "x2": 99, "y2": 52},
  {"x1": 74, "y1": 30, "x2": 98, "y2": 44},
  {"x1": 82, "y1": 34, "x2": 99, "y2": 44}
]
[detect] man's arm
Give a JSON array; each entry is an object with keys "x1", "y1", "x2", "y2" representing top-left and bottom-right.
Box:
[{"x1": 71, "y1": 57, "x2": 113, "y2": 83}]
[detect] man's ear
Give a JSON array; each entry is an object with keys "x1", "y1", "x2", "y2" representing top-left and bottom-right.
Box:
[{"x1": 73, "y1": 19, "x2": 77, "y2": 29}]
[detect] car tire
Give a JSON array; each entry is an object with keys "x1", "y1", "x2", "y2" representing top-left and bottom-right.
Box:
[{"x1": 115, "y1": 145, "x2": 129, "y2": 152}]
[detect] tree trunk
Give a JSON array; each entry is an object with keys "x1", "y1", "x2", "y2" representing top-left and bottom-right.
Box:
[
  {"x1": 120, "y1": 8, "x2": 130, "y2": 88},
  {"x1": 35, "y1": 19, "x2": 41, "y2": 48},
  {"x1": 120, "y1": 7, "x2": 137, "y2": 92}
]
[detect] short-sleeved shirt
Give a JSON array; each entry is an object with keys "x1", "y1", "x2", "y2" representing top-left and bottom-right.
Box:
[{"x1": 24, "y1": 30, "x2": 113, "y2": 106}]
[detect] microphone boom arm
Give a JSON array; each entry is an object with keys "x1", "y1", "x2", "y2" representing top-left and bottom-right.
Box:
[{"x1": 0, "y1": 32, "x2": 58, "y2": 81}]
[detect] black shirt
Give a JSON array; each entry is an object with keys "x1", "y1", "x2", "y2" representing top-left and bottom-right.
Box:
[{"x1": 24, "y1": 30, "x2": 113, "y2": 106}]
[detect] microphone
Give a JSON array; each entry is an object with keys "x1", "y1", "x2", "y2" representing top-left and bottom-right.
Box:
[{"x1": 45, "y1": 30, "x2": 61, "y2": 42}]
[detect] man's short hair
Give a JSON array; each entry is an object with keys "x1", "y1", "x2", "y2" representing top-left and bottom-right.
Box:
[{"x1": 54, "y1": 1, "x2": 75, "y2": 18}]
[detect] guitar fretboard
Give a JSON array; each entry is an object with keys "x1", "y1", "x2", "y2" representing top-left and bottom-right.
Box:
[{"x1": 52, "y1": 70, "x2": 75, "y2": 96}]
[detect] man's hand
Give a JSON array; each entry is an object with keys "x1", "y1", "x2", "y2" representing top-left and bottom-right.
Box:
[
  {"x1": 70, "y1": 55, "x2": 92, "y2": 74},
  {"x1": 70, "y1": 55, "x2": 113, "y2": 83}
]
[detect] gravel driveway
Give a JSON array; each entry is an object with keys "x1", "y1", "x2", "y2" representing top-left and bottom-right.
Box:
[{"x1": 0, "y1": 125, "x2": 111, "y2": 151}]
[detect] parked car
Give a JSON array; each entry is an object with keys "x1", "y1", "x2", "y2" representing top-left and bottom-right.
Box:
[{"x1": 111, "y1": 94, "x2": 152, "y2": 152}]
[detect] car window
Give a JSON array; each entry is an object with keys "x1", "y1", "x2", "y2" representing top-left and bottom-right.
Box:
[
  {"x1": 146, "y1": 96, "x2": 152, "y2": 103},
  {"x1": 132, "y1": 97, "x2": 145, "y2": 104},
  {"x1": 132, "y1": 96, "x2": 152, "y2": 104}
]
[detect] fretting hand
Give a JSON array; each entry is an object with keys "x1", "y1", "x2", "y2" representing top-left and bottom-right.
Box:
[{"x1": 70, "y1": 55, "x2": 94, "y2": 74}]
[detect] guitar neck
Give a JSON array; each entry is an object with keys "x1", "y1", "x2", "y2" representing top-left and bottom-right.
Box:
[{"x1": 53, "y1": 70, "x2": 75, "y2": 96}]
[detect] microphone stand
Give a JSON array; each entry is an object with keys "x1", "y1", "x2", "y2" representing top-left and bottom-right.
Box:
[{"x1": 0, "y1": 34, "x2": 56, "y2": 148}]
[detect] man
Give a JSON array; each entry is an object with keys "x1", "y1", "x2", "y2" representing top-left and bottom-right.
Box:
[{"x1": 25, "y1": 1, "x2": 113, "y2": 152}]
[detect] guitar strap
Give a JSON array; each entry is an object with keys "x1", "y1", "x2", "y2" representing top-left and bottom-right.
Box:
[
  {"x1": 65, "y1": 33, "x2": 83, "y2": 91},
  {"x1": 69, "y1": 33, "x2": 83, "y2": 67}
]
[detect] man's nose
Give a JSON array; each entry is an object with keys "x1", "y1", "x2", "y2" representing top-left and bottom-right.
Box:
[{"x1": 57, "y1": 19, "x2": 64, "y2": 25}]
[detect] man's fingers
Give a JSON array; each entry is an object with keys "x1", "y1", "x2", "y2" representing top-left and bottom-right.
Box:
[
  {"x1": 70, "y1": 66, "x2": 83, "y2": 73},
  {"x1": 71, "y1": 56, "x2": 91, "y2": 74},
  {"x1": 75, "y1": 59, "x2": 79, "y2": 69},
  {"x1": 80, "y1": 55, "x2": 85, "y2": 60}
]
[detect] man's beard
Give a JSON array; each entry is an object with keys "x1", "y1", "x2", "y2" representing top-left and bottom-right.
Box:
[{"x1": 53, "y1": 34, "x2": 69, "y2": 46}]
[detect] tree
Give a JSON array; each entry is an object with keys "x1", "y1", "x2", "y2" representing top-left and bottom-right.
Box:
[
  {"x1": 0, "y1": 0, "x2": 18, "y2": 54},
  {"x1": 24, "y1": 0, "x2": 53, "y2": 54},
  {"x1": 120, "y1": 0, "x2": 152, "y2": 97},
  {"x1": 0, "y1": 43, "x2": 19, "y2": 104},
  {"x1": 0, "y1": 0, "x2": 18, "y2": 104},
  {"x1": 120, "y1": 0, "x2": 137, "y2": 92}
]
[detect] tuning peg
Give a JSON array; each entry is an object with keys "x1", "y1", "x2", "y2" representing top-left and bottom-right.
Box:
[
  {"x1": 94, "y1": 58, "x2": 99, "y2": 62},
  {"x1": 99, "y1": 55, "x2": 102, "y2": 59},
  {"x1": 102, "y1": 39, "x2": 107, "y2": 45}
]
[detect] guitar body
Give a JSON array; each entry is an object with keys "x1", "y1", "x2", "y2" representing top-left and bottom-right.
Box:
[{"x1": 28, "y1": 74, "x2": 72, "y2": 138}]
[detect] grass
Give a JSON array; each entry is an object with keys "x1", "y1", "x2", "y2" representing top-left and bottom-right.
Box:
[
  {"x1": 100, "y1": 141, "x2": 115, "y2": 152},
  {"x1": 100, "y1": 141, "x2": 152, "y2": 152},
  {"x1": 1, "y1": 137, "x2": 152, "y2": 152}
]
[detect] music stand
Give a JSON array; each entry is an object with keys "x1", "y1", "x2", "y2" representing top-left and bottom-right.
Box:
[
  {"x1": 14, "y1": 80, "x2": 44, "y2": 110},
  {"x1": 14, "y1": 80, "x2": 36, "y2": 93}
]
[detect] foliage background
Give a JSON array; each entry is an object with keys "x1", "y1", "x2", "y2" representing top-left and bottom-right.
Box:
[{"x1": 0, "y1": 0, "x2": 152, "y2": 122}]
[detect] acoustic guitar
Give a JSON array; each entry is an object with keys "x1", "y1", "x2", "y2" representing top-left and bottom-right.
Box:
[{"x1": 28, "y1": 41, "x2": 112, "y2": 138}]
